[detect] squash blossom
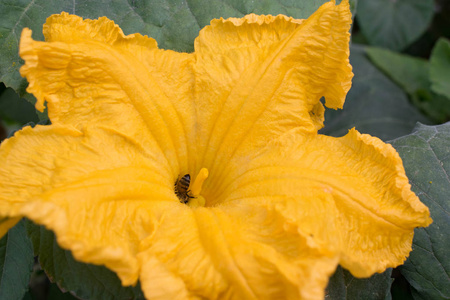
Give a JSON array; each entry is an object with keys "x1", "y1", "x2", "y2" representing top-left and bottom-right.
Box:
[{"x1": 0, "y1": 0, "x2": 432, "y2": 299}]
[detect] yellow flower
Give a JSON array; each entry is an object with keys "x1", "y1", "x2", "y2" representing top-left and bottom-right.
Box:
[{"x1": 0, "y1": 0, "x2": 431, "y2": 299}]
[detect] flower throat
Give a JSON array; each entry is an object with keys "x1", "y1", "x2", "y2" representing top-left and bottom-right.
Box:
[{"x1": 174, "y1": 168, "x2": 208, "y2": 208}]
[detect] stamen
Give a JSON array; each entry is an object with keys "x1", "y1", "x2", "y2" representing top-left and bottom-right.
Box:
[
  {"x1": 187, "y1": 168, "x2": 208, "y2": 208},
  {"x1": 189, "y1": 168, "x2": 208, "y2": 197}
]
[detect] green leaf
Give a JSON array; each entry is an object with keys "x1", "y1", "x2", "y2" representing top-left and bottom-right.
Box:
[
  {"x1": 366, "y1": 47, "x2": 450, "y2": 123},
  {"x1": 0, "y1": 219, "x2": 34, "y2": 300},
  {"x1": 390, "y1": 122, "x2": 450, "y2": 300},
  {"x1": 326, "y1": 266, "x2": 393, "y2": 300},
  {"x1": 349, "y1": 0, "x2": 358, "y2": 19},
  {"x1": 0, "y1": 0, "x2": 334, "y2": 97},
  {"x1": 322, "y1": 44, "x2": 431, "y2": 141},
  {"x1": 430, "y1": 38, "x2": 450, "y2": 99},
  {"x1": 26, "y1": 221, "x2": 144, "y2": 300},
  {"x1": 356, "y1": 0, "x2": 434, "y2": 51},
  {"x1": 0, "y1": 85, "x2": 39, "y2": 125},
  {"x1": 366, "y1": 47, "x2": 429, "y2": 96},
  {"x1": 47, "y1": 282, "x2": 80, "y2": 300},
  {"x1": 21, "y1": 291, "x2": 32, "y2": 300}
]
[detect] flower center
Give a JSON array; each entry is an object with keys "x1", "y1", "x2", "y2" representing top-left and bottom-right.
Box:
[{"x1": 175, "y1": 168, "x2": 208, "y2": 208}]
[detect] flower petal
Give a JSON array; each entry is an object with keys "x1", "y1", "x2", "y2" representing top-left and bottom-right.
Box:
[
  {"x1": 193, "y1": 0, "x2": 353, "y2": 189},
  {"x1": 137, "y1": 203, "x2": 339, "y2": 299},
  {"x1": 221, "y1": 129, "x2": 432, "y2": 277},
  {"x1": 2, "y1": 3, "x2": 428, "y2": 299},
  {"x1": 20, "y1": 14, "x2": 196, "y2": 175},
  {"x1": 0, "y1": 124, "x2": 175, "y2": 285}
]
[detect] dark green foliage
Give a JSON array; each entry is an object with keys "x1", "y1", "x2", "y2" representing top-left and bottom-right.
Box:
[
  {"x1": 390, "y1": 123, "x2": 450, "y2": 300},
  {"x1": 366, "y1": 47, "x2": 450, "y2": 123},
  {"x1": 430, "y1": 38, "x2": 450, "y2": 99},
  {"x1": 326, "y1": 266, "x2": 393, "y2": 300},
  {"x1": 0, "y1": 219, "x2": 34, "y2": 300},
  {"x1": 0, "y1": 84, "x2": 39, "y2": 125},
  {"x1": 356, "y1": 0, "x2": 434, "y2": 51}
]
